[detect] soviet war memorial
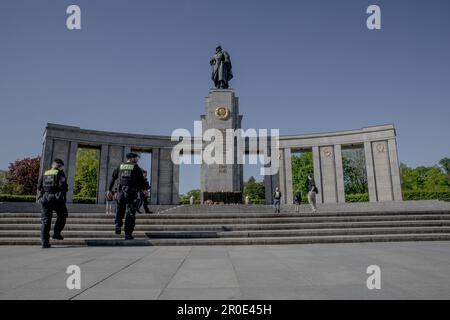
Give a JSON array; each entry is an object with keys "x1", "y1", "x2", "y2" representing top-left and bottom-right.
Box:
[{"x1": 1, "y1": 1, "x2": 450, "y2": 310}]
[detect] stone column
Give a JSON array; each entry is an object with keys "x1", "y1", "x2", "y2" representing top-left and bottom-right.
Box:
[
  {"x1": 320, "y1": 146, "x2": 337, "y2": 203},
  {"x1": 150, "y1": 148, "x2": 160, "y2": 205},
  {"x1": 157, "y1": 148, "x2": 175, "y2": 204},
  {"x1": 106, "y1": 145, "x2": 124, "y2": 195},
  {"x1": 334, "y1": 144, "x2": 346, "y2": 203},
  {"x1": 284, "y1": 148, "x2": 293, "y2": 205},
  {"x1": 66, "y1": 141, "x2": 78, "y2": 203},
  {"x1": 364, "y1": 141, "x2": 377, "y2": 202},
  {"x1": 372, "y1": 141, "x2": 394, "y2": 201},
  {"x1": 388, "y1": 139, "x2": 403, "y2": 201},
  {"x1": 40, "y1": 136, "x2": 54, "y2": 177},
  {"x1": 264, "y1": 173, "x2": 274, "y2": 204},
  {"x1": 172, "y1": 161, "x2": 180, "y2": 204},
  {"x1": 97, "y1": 144, "x2": 109, "y2": 204},
  {"x1": 312, "y1": 146, "x2": 323, "y2": 203},
  {"x1": 278, "y1": 149, "x2": 286, "y2": 204},
  {"x1": 123, "y1": 146, "x2": 131, "y2": 161}
]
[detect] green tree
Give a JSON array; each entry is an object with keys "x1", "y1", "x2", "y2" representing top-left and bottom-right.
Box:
[
  {"x1": 74, "y1": 149, "x2": 99, "y2": 198},
  {"x1": 342, "y1": 148, "x2": 368, "y2": 194},
  {"x1": 179, "y1": 189, "x2": 201, "y2": 204},
  {"x1": 439, "y1": 158, "x2": 450, "y2": 183},
  {"x1": 439, "y1": 158, "x2": 450, "y2": 175},
  {"x1": 243, "y1": 176, "x2": 265, "y2": 203},
  {"x1": 0, "y1": 170, "x2": 7, "y2": 194},
  {"x1": 400, "y1": 162, "x2": 449, "y2": 192},
  {"x1": 291, "y1": 152, "x2": 313, "y2": 199}
]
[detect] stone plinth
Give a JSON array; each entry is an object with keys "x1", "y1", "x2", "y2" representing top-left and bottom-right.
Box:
[{"x1": 200, "y1": 89, "x2": 243, "y2": 203}]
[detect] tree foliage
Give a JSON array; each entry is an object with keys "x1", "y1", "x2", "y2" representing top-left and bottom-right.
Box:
[
  {"x1": 74, "y1": 149, "x2": 99, "y2": 198},
  {"x1": 243, "y1": 176, "x2": 265, "y2": 203},
  {"x1": 291, "y1": 152, "x2": 313, "y2": 199},
  {"x1": 342, "y1": 148, "x2": 368, "y2": 194},
  {"x1": 0, "y1": 170, "x2": 7, "y2": 194},
  {"x1": 400, "y1": 162, "x2": 449, "y2": 192},
  {"x1": 439, "y1": 157, "x2": 450, "y2": 181},
  {"x1": 179, "y1": 189, "x2": 201, "y2": 204},
  {"x1": 4, "y1": 156, "x2": 40, "y2": 195}
]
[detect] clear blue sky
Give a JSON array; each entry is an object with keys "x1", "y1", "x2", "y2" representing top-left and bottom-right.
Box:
[{"x1": 1, "y1": 0, "x2": 449, "y2": 193}]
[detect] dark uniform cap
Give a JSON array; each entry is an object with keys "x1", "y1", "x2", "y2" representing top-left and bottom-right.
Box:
[
  {"x1": 126, "y1": 152, "x2": 139, "y2": 159},
  {"x1": 53, "y1": 158, "x2": 64, "y2": 166}
]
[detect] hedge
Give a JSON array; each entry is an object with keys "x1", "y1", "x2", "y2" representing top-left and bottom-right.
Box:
[
  {"x1": 0, "y1": 194, "x2": 97, "y2": 203},
  {"x1": 402, "y1": 191, "x2": 450, "y2": 202},
  {"x1": 345, "y1": 193, "x2": 369, "y2": 203},
  {"x1": 0, "y1": 194, "x2": 36, "y2": 202},
  {"x1": 73, "y1": 196, "x2": 97, "y2": 204}
]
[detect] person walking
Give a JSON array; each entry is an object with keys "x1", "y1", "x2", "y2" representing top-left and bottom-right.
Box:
[
  {"x1": 273, "y1": 187, "x2": 282, "y2": 213},
  {"x1": 107, "y1": 153, "x2": 147, "y2": 240},
  {"x1": 293, "y1": 191, "x2": 302, "y2": 213},
  {"x1": 306, "y1": 175, "x2": 318, "y2": 213},
  {"x1": 37, "y1": 158, "x2": 68, "y2": 248}
]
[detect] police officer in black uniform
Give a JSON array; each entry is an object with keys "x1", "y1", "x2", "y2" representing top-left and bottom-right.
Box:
[
  {"x1": 107, "y1": 153, "x2": 147, "y2": 240},
  {"x1": 37, "y1": 158, "x2": 68, "y2": 248}
]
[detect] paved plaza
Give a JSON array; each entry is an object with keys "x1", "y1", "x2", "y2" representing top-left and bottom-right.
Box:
[{"x1": 1, "y1": 241, "x2": 450, "y2": 300}]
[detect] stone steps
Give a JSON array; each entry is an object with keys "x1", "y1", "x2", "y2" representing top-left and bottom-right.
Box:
[
  {"x1": 0, "y1": 204, "x2": 449, "y2": 246},
  {"x1": 2, "y1": 210, "x2": 449, "y2": 219},
  {"x1": 2, "y1": 220, "x2": 450, "y2": 231},
  {"x1": 4, "y1": 226, "x2": 449, "y2": 239},
  {"x1": 1, "y1": 233, "x2": 450, "y2": 246},
  {"x1": 1, "y1": 214, "x2": 450, "y2": 226}
]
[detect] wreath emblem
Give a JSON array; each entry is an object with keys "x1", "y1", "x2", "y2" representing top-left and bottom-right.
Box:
[
  {"x1": 376, "y1": 143, "x2": 385, "y2": 153},
  {"x1": 215, "y1": 107, "x2": 231, "y2": 120}
]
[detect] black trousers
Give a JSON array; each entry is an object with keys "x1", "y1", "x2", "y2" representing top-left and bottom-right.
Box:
[
  {"x1": 40, "y1": 194, "x2": 68, "y2": 244},
  {"x1": 142, "y1": 194, "x2": 151, "y2": 212},
  {"x1": 115, "y1": 191, "x2": 137, "y2": 236}
]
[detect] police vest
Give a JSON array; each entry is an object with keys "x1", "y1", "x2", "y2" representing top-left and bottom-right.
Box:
[
  {"x1": 119, "y1": 163, "x2": 136, "y2": 187},
  {"x1": 43, "y1": 169, "x2": 59, "y2": 190}
]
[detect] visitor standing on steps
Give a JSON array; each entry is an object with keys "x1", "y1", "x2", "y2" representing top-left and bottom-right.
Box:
[
  {"x1": 273, "y1": 187, "x2": 282, "y2": 213},
  {"x1": 294, "y1": 191, "x2": 302, "y2": 213},
  {"x1": 306, "y1": 175, "x2": 318, "y2": 213}
]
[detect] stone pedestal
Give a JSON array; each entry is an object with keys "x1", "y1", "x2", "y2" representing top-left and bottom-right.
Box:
[{"x1": 200, "y1": 89, "x2": 243, "y2": 203}]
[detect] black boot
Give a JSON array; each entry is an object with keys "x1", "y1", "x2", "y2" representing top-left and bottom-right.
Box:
[
  {"x1": 52, "y1": 233, "x2": 64, "y2": 240},
  {"x1": 42, "y1": 242, "x2": 51, "y2": 249},
  {"x1": 115, "y1": 225, "x2": 121, "y2": 235}
]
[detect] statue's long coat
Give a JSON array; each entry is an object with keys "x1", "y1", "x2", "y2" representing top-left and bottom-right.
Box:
[{"x1": 211, "y1": 50, "x2": 233, "y2": 84}]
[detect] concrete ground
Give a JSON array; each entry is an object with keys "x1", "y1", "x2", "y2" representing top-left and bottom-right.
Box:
[{"x1": 1, "y1": 242, "x2": 450, "y2": 300}]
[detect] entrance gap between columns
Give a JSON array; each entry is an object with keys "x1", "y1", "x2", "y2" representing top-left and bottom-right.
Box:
[
  {"x1": 73, "y1": 146, "x2": 100, "y2": 204},
  {"x1": 291, "y1": 149, "x2": 313, "y2": 204},
  {"x1": 342, "y1": 144, "x2": 369, "y2": 203}
]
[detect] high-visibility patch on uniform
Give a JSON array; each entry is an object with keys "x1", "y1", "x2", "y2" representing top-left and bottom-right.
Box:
[
  {"x1": 44, "y1": 169, "x2": 59, "y2": 176},
  {"x1": 43, "y1": 169, "x2": 59, "y2": 188},
  {"x1": 120, "y1": 164, "x2": 134, "y2": 171}
]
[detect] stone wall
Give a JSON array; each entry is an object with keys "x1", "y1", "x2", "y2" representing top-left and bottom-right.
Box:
[
  {"x1": 40, "y1": 122, "x2": 402, "y2": 205},
  {"x1": 39, "y1": 124, "x2": 178, "y2": 205},
  {"x1": 265, "y1": 124, "x2": 403, "y2": 204}
]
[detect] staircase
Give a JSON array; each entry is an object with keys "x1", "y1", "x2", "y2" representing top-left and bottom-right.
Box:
[{"x1": 1, "y1": 202, "x2": 450, "y2": 246}]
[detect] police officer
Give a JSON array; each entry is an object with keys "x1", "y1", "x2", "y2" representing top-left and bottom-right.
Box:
[
  {"x1": 107, "y1": 153, "x2": 147, "y2": 240},
  {"x1": 37, "y1": 158, "x2": 68, "y2": 248}
]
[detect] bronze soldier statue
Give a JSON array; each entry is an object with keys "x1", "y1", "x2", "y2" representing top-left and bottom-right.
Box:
[{"x1": 210, "y1": 46, "x2": 233, "y2": 89}]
